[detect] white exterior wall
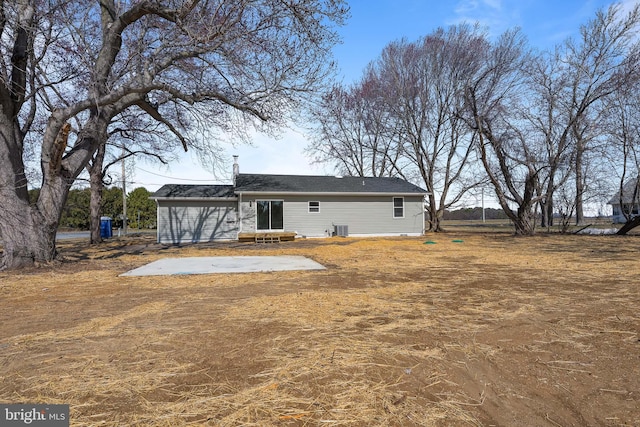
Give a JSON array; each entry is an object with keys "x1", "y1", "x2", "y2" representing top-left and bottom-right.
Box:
[
  {"x1": 612, "y1": 202, "x2": 640, "y2": 223},
  {"x1": 156, "y1": 200, "x2": 238, "y2": 244},
  {"x1": 239, "y1": 195, "x2": 424, "y2": 237}
]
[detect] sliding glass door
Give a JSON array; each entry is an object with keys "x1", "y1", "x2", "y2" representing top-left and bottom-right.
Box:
[{"x1": 256, "y1": 200, "x2": 284, "y2": 230}]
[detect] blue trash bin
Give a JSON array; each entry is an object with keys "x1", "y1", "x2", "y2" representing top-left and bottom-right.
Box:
[{"x1": 100, "y1": 216, "x2": 112, "y2": 238}]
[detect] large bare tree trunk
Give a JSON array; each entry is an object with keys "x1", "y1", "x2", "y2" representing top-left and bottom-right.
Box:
[
  {"x1": 0, "y1": 100, "x2": 63, "y2": 268},
  {"x1": 617, "y1": 216, "x2": 640, "y2": 235},
  {"x1": 0, "y1": 154, "x2": 70, "y2": 269},
  {"x1": 466, "y1": 93, "x2": 538, "y2": 235},
  {"x1": 88, "y1": 144, "x2": 107, "y2": 244},
  {"x1": 492, "y1": 189, "x2": 537, "y2": 236},
  {"x1": 0, "y1": 111, "x2": 106, "y2": 268},
  {"x1": 575, "y1": 141, "x2": 585, "y2": 225},
  {"x1": 514, "y1": 203, "x2": 536, "y2": 236},
  {"x1": 0, "y1": 195, "x2": 57, "y2": 269},
  {"x1": 426, "y1": 193, "x2": 444, "y2": 232},
  {"x1": 88, "y1": 170, "x2": 104, "y2": 244},
  {"x1": 540, "y1": 178, "x2": 555, "y2": 229}
]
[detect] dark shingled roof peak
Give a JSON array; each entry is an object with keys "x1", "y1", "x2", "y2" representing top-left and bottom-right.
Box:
[
  {"x1": 151, "y1": 174, "x2": 428, "y2": 198},
  {"x1": 152, "y1": 184, "x2": 235, "y2": 198},
  {"x1": 234, "y1": 174, "x2": 427, "y2": 194}
]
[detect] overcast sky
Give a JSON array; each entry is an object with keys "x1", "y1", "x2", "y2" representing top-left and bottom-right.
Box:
[{"x1": 130, "y1": 0, "x2": 635, "y2": 192}]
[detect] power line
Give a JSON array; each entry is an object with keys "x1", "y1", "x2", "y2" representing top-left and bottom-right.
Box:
[{"x1": 135, "y1": 166, "x2": 226, "y2": 182}]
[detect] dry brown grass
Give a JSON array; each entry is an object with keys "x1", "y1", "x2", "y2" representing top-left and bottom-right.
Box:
[{"x1": 1, "y1": 232, "x2": 639, "y2": 426}]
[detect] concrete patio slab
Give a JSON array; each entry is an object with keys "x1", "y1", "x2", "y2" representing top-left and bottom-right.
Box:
[{"x1": 120, "y1": 256, "x2": 326, "y2": 276}]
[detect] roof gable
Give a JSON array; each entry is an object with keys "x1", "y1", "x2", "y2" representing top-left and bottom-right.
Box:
[{"x1": 608, "y1": 178, "x2": 640, "y2": 205}]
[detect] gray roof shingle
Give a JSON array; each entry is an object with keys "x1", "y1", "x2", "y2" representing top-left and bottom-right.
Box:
[
  {"x1": 234, "y1": 174, "x2": 427, "y2": 194},
  {"x1": 151, "y1": 174, "x2": 427, "y2": 199},
  {"x1": 152, "y1": 184, "x2": 235, "y2": 198}
]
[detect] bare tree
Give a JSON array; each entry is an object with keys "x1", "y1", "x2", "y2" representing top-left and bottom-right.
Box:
[
  {"x1": 307, "y1": 69, "x2": 404, "y2": 178},
  {"x1": 310, "y1": 25, "x2": 486, "y2": 232},
  {"x1": 466, "y1": 4, "x2": 640, "y2": 233},
  {"x1": 461, "y1": 29, "x2": 544, "y2": 235},
  {"x1": 375, "y1": 25, "x2": 486, "y2": 231},
  {"x1": 603, "y1": 86, "x2": 640, "y2": 235},
  {"x1": 560, "y1": 4, "x2": 640, "y2": 224},
  {"x1": 0, "y1": 0, "x2": 348, "y2": 269},
  {"x1": 521, "y1": 49, "x2": 578, "y2": 229},
  {"x1": 87, "y1": 106, "x2": 182, "y2": 244}
]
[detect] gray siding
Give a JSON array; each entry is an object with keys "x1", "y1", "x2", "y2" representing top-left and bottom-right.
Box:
[
  {"x1": 157, "y1": 200, "x2": 238, "y2": 244},
  {"x1": 239, "y1": 195, "x2": 424, "y2": 237}
]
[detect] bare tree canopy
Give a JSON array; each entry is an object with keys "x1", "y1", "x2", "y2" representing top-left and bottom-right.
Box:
[
  {"x1": 307, "y1": 70, "x2": 404, "y2": 178},
  {"x1": 309, "y1": 24, "x2": 487, "y2": 232},
  {"x1": 376, "y1": 25, "x2": 486, "y2": 232},
  {"x1": 460, "y1": 28, "x2": 541, "y2": 235},
  {"x1": 604, "y1": 71, "x2": 640, "y2": 234},
  {"x1": 0, "y1": 0, "x2": 348, "y2": 269},
  {"x1": 560, "y1": 3, "x2": 640, "y2": 225},
  {"x1": 462, "y1": 3, "x2": 640, "y2": 234},
  {"x1": 311, "y1": 3, "x2": 640, "y2": 236}
]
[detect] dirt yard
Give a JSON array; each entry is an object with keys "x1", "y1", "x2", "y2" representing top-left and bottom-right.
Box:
[{"x1": 1, "y1": 232, "x2": 639, "y2": 426}]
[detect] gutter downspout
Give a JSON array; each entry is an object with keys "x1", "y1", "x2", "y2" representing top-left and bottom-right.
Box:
[
  {"x1": 155, "y1": 200, "x2": 160, "y2": 243},
  {"x1": 233, "y1": 155, "x2": 241, "y2": 240},
  {"x1": 237, "y1": 192, "x2": 243, "y2": 239},
  {"x1": 422, "y1": 195, "x2": 427, "y2": 235}
]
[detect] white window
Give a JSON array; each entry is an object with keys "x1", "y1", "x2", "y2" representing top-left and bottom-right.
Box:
[
  {"x1": 393, "y1": 197, "x2": 404, "y2": 218},
  {"x1": 308, "y1": 201, "x2": 320, "y2": 213}
]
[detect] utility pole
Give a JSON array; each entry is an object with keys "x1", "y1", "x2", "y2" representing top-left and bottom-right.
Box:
[
  {"x1": 482, "y1": 187, "x2": 486, "y2": 223},
  {"x1": 122, "y1": 153, "x2": 127, "y2": 236}
]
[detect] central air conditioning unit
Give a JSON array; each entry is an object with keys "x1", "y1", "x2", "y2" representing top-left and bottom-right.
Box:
[{"x1": 334, "y1": 225, "x2": 348, "y2": 237}]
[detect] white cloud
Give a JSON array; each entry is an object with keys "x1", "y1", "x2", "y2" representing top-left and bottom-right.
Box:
[
  {"x1": 454, "y1": 0, "x2": 504, "y2": 14},
  {"x1": 454, "y1": 0, "x2": 481, "y2": 15},
  {"x1": 483, "y1": 0, "x2": 503, "y2": 9},
  {"x1": 450, "y1": 0, "x2": 515, "y2": 37},
  {"x1": 616, "y1": 0, "x2": 639, "y2": 15}
]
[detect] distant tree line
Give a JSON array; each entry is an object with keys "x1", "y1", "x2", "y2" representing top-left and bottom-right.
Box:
[
  {"x1": 28, "y1": 187, "x2": 156, "y2": 231},
  {"x1": 443, "y1": 208, "x2": 509, "y2": 221}
]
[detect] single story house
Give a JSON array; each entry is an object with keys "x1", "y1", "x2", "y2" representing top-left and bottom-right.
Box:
[
  {"x1": 609, "y1": 178, "x2": 640, "y2": 223},
  {"x1": 151, "y1": 160, "x2": 428, "y2": 244}
]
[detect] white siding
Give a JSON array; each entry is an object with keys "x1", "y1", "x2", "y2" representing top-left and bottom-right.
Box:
[
  {"x1": 240, "y1": 195, "x2": 424, "y2": 237},
  {"x1": 157, "y1": 200, "x2": 238, "y2": 244},
  {"x1": 612, "y1": 202, "x2": 640, "y2": 223}
]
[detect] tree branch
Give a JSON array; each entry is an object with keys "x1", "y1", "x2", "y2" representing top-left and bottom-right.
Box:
[
  {"x1": 136, "y1": 98, "x2": 188, "y2": 151},
  {"x1": 8, "y1": 0, "x2": 34, "y2": 110}
]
